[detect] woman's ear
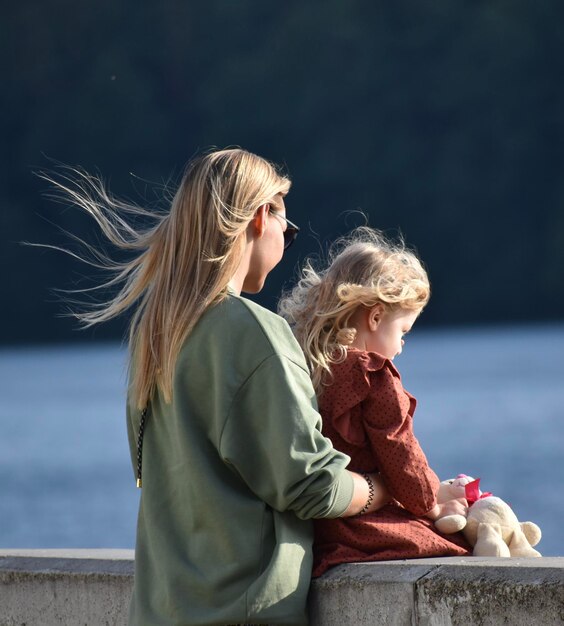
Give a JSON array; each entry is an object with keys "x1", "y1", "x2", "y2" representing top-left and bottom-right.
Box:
[
  {"x1": 252, "y1": 203, "x2": 269, "y2": 238},
  {"x1": 367, "y1": 303, "x2": 384, "y2": 331}
]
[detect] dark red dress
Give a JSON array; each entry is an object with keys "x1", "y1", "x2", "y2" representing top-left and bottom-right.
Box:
[{"x1": 313, "y1": 349, "x2": 471, "y2": 577}]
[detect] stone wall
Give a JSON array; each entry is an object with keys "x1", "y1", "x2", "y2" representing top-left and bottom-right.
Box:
[
  {"x1": 1, "y1": 550, "x2": 563, "y2": 625},
  {"x1": 309, "y1": 556, "x2": 564, "y2": 625},
  {"x1": 0, "y1": 550, "x2": 133, "y2": 626}
]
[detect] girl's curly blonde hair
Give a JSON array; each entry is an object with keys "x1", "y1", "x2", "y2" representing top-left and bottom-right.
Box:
[{"x1": 278, "y1": 227, "x2": 430, "y2": 394}]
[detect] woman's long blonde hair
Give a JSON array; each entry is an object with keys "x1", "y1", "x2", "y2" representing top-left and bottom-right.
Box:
[
  {"x1": 278, "y1": 227, "x2": 430, "y2": 393},
  {"x1": 42, "y1": 148, "x2": 291, "y2": 408}
]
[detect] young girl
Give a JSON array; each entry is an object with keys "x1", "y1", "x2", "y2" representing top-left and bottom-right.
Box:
[{"x1": 279, "y1": 227, "x2": 471, "y2": 576}]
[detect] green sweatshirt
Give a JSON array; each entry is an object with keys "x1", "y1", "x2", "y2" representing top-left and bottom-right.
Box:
[{"x1": 126, "y1": 291, "x2": 354, "y2": 625}]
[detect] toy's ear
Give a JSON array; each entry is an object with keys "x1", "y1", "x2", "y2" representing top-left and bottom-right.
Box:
[{"x1": 520, "y1": 522, "x2": 542, "y2": 548}]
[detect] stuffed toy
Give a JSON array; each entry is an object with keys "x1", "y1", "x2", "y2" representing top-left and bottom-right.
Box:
[{"x1": 435, "y1": 474, "x2": 542, "y2": 557}]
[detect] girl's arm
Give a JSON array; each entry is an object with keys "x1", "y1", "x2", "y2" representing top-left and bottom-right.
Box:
[
  {"x1": 340, "y1": 471, "x2": 391, "y2": 517},
  {"x1": 361, "y1": 364, "x2": 440, "y2": 516}
]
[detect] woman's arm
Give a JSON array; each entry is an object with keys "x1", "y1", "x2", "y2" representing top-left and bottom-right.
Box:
[
  {"x1": 220, "y1": 354, "x2": 360, "y2": 519},
  {"x1": 341, "y1": 473, "x2": 468, "y2": 520},
  {"x1": 340, "y1": 471, "x2": 390, "y2": 517}
]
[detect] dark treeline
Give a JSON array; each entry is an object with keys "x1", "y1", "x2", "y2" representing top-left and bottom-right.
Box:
[{"x1": 2, "y1": 1, "x2": 564, "y2": 345}]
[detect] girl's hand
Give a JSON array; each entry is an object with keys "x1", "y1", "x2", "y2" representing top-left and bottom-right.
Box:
[{"x1": 425, "y1": 497, "x2": 468, "y2": 521}]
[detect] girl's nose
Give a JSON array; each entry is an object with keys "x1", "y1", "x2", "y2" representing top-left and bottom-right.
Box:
[{"x1": 401, "y1": 339, "x2": 405, "y2": 346}]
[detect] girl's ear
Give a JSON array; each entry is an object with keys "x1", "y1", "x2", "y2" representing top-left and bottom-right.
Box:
[
  {"x1": 252, "y1": 203, "x2": 269, "y2": 238},
  {"x1": 368, "y1": 303, "x2": 384, "y2": 331}
]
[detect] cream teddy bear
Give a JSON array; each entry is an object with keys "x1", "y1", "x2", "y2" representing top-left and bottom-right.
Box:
[{"x1": 436, "y1": 474, "x2": 542, "y2": 557}]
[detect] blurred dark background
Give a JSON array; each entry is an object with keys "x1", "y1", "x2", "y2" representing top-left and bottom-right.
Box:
[{"x1": 2, "y1": 0, "x2": 563, "y2": 345}]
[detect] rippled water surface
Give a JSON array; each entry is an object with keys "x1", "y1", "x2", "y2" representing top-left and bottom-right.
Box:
[{"x1": 0, "y1": 324, "x2": 562, "y2": 555}]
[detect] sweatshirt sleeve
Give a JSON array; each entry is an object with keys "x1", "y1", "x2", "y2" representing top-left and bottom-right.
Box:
[
  {"x1": 219, "y1": 354, "x2": 354, "y2": 520},
  {"x1": 361, "y1": 363, "x2": 439, "y2": 515}
]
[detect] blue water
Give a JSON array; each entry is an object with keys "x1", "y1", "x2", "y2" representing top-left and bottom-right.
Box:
[{"x1": 0, "y1": 324, "x2": 562, "y2": 556}]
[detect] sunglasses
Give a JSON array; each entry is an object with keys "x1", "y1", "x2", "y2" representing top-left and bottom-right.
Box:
[{"x1": 268, "y1": 207, "x2": 300, "y2": 250}]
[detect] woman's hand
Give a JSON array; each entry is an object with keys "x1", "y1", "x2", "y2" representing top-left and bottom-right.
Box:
[
  {"x1": 425, "y1": 497, "x2": 468, "y2": 521},
  {"x1": 341, "y1": 471, "x2": 391, "y2": 517}
]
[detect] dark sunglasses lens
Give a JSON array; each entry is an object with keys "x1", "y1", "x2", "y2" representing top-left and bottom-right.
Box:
[{"x1": 284, "y1": 227, "x2": 298, "y2": 249}]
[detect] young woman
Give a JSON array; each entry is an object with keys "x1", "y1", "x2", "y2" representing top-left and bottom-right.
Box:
[
  {"x1": 48, "y1": 149, "x2": 388, "y2": 625},
  {"x1": 278, "y1": 227, "x2": 471, "y2": 577}
]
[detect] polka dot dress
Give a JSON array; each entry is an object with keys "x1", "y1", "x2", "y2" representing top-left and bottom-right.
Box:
[{"x1": 313, "y1": 349, "x2": 471, "y2": 577}]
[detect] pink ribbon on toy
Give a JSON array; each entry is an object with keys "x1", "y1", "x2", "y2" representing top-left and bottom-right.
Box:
[{"x1": 464, "y1": 478, "x2": 493, "y2": 505}]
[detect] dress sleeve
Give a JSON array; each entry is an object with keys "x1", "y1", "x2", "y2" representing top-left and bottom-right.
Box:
[
  {"x1": 219, "y1": 354, "x2": 354, "y2": 520},
  {"x1": 361, "y1": 362, "x2": 439, "y2": 515}
]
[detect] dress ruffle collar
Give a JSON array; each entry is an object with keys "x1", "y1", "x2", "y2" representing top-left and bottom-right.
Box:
[
  {"x1": 319, "y1": 350, "x2": 400, "y2": 445},
  {"x1": 320, "y1": 349, "x2": 399, "y2": 420}
]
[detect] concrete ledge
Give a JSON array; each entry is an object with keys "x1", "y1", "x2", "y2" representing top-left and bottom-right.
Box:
[
  {"x1": 1, "y1": 551, "x2": 563, "y2": 625},
  {"x1": 0, "y1": 550, "x2": 133, "y2": 626},
  {"x1": 309, "y1": 557, "x2": 564, "y2": 626}
]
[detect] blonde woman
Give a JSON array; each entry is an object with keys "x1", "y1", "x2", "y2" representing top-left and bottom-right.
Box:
[
  {"x1": 278, "y1": 228, "x2": 471, "y2": 578},
  {"x1": 46, "y1": 149, "x2": 388, "y2": 625}
]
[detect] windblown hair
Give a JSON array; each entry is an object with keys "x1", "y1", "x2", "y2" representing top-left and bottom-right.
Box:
[
  {"x1": 278, "y1": 227, "x2": 429, "y2": 393},
  {"x1": 40, "y1": 148, "x2": 291, "y2": 409}
]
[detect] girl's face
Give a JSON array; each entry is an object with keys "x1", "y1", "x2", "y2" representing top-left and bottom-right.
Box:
[{"x1": 365, "y1": 307, "x2": 420, "y2": 360}]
